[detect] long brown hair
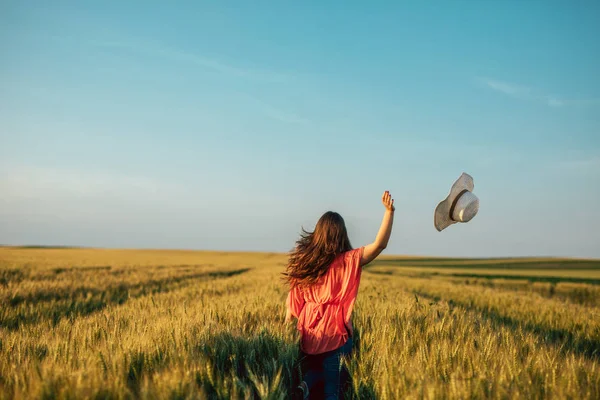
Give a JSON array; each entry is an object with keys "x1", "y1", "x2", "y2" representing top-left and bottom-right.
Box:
[{"x1": 283, "y1": 211, "x2": 353, "y2": 288}]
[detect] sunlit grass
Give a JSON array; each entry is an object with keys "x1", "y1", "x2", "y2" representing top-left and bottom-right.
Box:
[
  {"x1": 368, "y1": 266, "x2": 600, "y2": 281},
  {"x1": 1, "y1": 248, "x2": 599, "y2": 399}
]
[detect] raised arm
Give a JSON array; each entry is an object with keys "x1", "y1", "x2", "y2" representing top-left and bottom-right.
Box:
[{"x1": 360, "y1": 191, "x2": 395, "y2": 267}]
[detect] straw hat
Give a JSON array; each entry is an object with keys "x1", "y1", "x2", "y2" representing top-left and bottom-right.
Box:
[{"x1": 434, "y1": 173, "x2": 479, "y2": 232}]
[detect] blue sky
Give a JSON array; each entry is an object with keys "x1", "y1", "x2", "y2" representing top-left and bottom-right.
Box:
[{"x1": 1, "y1": 1, "x2": 599, "y2": 257}]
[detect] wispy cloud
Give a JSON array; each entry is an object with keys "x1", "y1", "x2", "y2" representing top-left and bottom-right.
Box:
[
  {"x1": 476, "y1": 77, "x2": 598, "y2": 108},
  {"x1": 259, "y1": 103, "x2": 311, "y2": 125},
  {"x1": 89, "y1": 39, "x2": 290, "y2": 83},
  {"x1": 238, "y1": 93, "x2": 310, "y2": 125},
  {"x1": 483, "y1": 79, "x2": 532, "y2": 97},
  {"x1": 0, "y1": 165, "x2": 175, "y2": 199},
  {"x1": 0, "y1": 164, "x2": 289, "y2": 209},
  {"x1": 89, "y1": 37, "x2": 312, "y2": 124},
  {"x1": 556, "y1": 156, "x2": 600, "y2": 172}
]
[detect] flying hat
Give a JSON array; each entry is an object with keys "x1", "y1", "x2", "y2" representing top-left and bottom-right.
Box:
[{"x1": 434, "y1": 172, "x2": 479, "y2": 232}]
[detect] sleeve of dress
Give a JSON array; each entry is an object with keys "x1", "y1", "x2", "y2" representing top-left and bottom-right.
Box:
[
  {"x1": 286, "y1": 285, "x2": 305, "y2": 319},
  {"x1": 342, "y1": 246, "x2": 365, "y2": 295}
]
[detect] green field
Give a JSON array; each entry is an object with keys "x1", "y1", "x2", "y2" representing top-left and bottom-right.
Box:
[{"x1": 1, "y1": 248, "x2": 599, "y2": 399}]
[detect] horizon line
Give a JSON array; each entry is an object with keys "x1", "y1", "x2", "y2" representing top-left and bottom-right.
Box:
[{"x1": 0, "y1": 244, "x2": 597, "y2": 261}]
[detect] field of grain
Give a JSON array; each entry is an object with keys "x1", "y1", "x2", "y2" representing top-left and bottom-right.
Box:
[{"x1": 1, "y1": 247, "x2": 599, "y2": 399}]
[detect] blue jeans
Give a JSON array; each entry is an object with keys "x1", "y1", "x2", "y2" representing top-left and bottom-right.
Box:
[{"x1": 301, "y1": 337, "x2": 353, "y2": 400}]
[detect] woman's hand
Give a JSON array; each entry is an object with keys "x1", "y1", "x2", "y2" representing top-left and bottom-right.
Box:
[{"x1": 382, "y1": 190, "x2": 395, "y2": 212}]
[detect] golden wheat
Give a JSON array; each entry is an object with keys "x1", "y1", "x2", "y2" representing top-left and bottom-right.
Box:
[{"x1": 0, "y1": 248, "x2": 598, "y2": 399}]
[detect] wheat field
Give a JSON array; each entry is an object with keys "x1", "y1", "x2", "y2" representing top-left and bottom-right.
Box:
[{"x1": 1, "y1": 247, "x2": 599, "y2": 399}]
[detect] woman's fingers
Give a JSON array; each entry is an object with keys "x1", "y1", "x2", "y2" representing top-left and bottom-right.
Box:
[{"x1": 382, "y1": 191, "x2": 394, "y2": 210}]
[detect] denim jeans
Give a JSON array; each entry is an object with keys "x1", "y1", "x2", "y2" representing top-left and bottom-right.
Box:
[{"x1": 301, "y1": 337, "x2": 353, "y2": 400}]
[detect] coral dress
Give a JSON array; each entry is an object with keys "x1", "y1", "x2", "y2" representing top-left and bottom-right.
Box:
[{"x1": 286, "y1": 247, "x2": 364, "y2": 355}]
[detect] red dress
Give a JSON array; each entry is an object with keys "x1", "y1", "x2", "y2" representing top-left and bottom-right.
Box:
[{"x1": 286, "y1": 247, "x2": 364, "y2": 355}]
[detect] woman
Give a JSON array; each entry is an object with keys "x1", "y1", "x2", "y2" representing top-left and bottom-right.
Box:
[{"x1": 284, "y1": 191, "x2": 395, "y2": 399}]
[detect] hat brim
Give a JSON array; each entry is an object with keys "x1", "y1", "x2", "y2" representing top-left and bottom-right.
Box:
[{"x1": 434, "y1": 173, "x2": 474, "y2": 232}]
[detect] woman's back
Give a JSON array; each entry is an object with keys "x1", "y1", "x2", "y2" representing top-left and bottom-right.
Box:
[{"x1": 287, "y1": 247, "x2": 364, "y2": 354}]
